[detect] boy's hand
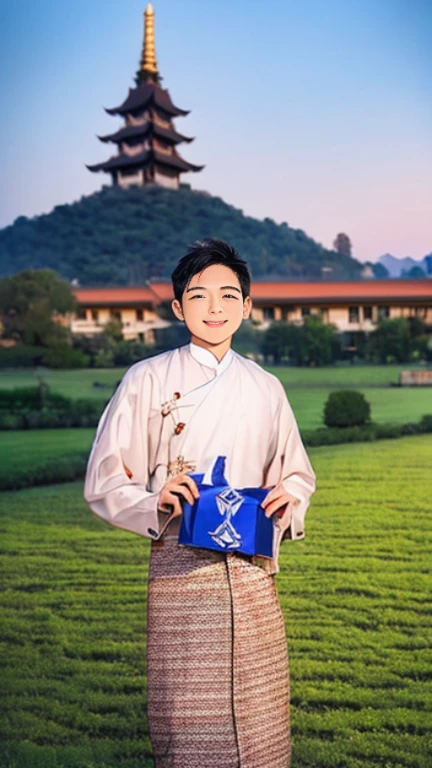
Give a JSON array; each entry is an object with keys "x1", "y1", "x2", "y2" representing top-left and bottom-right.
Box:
[
  {"x1": 158, "y1": 474, "x2": 200, "y2": 519},
  {"x1": 261, "y1": 483, "x2": 298, "y2": 520}
]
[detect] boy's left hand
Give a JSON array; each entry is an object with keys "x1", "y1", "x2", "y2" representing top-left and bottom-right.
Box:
[{"x1": 261, "y1": 483, "x2": 299, "y2": 519}]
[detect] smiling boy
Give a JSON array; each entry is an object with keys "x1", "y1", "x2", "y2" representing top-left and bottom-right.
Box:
[{"x1": 84, "y1": 238, "x2": 315, "y2": 768}]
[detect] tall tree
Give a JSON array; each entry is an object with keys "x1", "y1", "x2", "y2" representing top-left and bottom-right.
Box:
[
  {"x1": 365, "y1": 318, "x2": 412, "y2": 363},
  {"x1": 261, "y1": 316, "x2": 337, "y2": 366},
  {"x1": 333, "y1": 233, "x2": 352, "y2": 258},
  {"x1": 303, "y1": 315, "x2": 337, "y2": 366},
  {"x1": 0, "y1": 269, "x2": 76, "y2": 347},
  {"x1": 261, "y1": 323, "x2": 307, "y2": 365}
]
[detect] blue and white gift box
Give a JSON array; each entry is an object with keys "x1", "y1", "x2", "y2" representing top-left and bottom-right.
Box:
[{"x1": 178, "y1": 456, "x2": 274, "y2": 558}]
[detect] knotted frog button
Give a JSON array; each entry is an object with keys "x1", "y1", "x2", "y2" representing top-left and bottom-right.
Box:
[{"x1": 147, "y1": 528, "x2": 158, "y2": 538}]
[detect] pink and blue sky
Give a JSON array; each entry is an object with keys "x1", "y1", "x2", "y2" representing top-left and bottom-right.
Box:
[{"x1": 2, "y1": 0, "x2": 431, "y2": 262}]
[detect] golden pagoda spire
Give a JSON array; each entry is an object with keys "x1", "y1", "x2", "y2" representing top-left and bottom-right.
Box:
[{"x1": 136, "y1": 2, "x2": 160, "y2": 85}]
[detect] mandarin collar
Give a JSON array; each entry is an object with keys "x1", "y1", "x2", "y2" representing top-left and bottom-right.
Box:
[{"x1": 189, "y1": 342, "x2": 233, "y2": 376}]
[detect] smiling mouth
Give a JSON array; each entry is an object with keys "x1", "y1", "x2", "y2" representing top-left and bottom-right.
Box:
[{"x1": 203, "y1": 320, "x2": 228, "y2": 327}]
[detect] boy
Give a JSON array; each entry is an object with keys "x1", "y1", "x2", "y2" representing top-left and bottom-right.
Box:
[{"x1": 84, "y1": 238, "x2": 315, "y2": 768}]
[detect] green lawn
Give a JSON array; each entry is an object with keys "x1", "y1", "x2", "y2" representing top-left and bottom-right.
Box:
[
  {"x1": 0, "y1": 368, "x2": 124, "y2": 400},
  {"x1": 0, "y1": 429, "x2": 95, "y2": 472},
  {"x1": 0, "y1": 429, "x2": 95, "y2": 491},
  {"x1": 0, "y1": 364, "x2": 431, "y2": 430},
  {"x1": 1, "y1": 436, "x2": 431, "y2": 767},
  {"x1": 288, "y1": 387, "x2": 432, "y2": 430},
  {"x1": 0, "y1": 363, "x2": 425, "y2": 398},
  {"x1": 0, "y1": 364, "x2": 430, "y2": 490},
  {"x1": 267, "y1": 364, "x2": 423, "y2": 388}
]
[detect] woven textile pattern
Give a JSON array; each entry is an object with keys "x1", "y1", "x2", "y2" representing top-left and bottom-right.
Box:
[{"x1": 147, "y1": 541, "x2": 290, "y2": 768}]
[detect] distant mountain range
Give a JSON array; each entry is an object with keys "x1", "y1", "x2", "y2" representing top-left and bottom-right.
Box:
[{"x1": 378, "y1": 253, "x2": 432, "y2": 278}]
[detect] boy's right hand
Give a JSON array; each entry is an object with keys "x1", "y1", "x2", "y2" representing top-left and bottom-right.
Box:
[{"x1": 158, "y1": 474, "x2": 200, "y2": 519}]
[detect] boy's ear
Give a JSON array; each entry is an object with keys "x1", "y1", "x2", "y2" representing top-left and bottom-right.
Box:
[
  {"x1": 172, "y1": 299, "x2": 184, "y2": 322},
  {"x1": 242, "y1": 296, "x2": 252, "y2": 319}
]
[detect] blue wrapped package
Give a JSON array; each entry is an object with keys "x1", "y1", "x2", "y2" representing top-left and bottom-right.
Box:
[{"x1": 178, "y1": 456, "x2": 274, "y2": 558}]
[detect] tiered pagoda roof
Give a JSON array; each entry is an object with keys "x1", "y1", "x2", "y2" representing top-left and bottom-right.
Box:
[
  {"x1": 97, "y1": 122, "x2": 193, "y2": 145},
  {"x1": 105, "y1": 82, "x2": 189, "y2": 118},
  {"x1": 87, "y1": 3, "x2": 203, "y2": 188},
  {"x1": 87, "y1": 148, "x2": 202, "y2": 174}
]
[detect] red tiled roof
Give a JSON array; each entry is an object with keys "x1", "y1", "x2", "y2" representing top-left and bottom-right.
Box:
[
  {"x1": 148, "y1": 282, "x2": 175, "y2": 301},
  {"x1": 251, "y1": 280, "x2": 432, "y2": 301},
  {"x1": 73, "y1": 287, "x2": 155, "y2": 306},
  {"x1": 74, "y1": 280, "x2": 432, "y2": 307}
]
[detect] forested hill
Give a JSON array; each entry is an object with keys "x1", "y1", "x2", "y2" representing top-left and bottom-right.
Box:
[{"x1": 0, "y1": 185, "x2": 362, "y2": 285}]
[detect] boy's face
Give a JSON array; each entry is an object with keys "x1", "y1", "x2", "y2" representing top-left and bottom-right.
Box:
[{"x1": 172, "y1": 264, "x2": 251, "y2": 354}]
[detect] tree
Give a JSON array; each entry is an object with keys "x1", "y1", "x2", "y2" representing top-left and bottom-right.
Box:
[
  {"x1": 261, "y1": 316, "x2": 337, "y2": 366},
  {"x1": 231, "y1": 320, "x2": 260, "y2": 358},
  {"x1": 261, "y1": 323, "x2": 307, "y2": 365},
  {"x1": 406, "y1": 316, "x2": 430, "y2": 362},
  {"x1": 365, "y1": 318, "x2": 412, "y2": 363},
  {"x1": 404, "y1": 266, "x2": 425, "y2": 278},
  {"x1": 0, "y1": 186, "x2": 363, "y2": 286},
  {"x1": 303, "y1": 315, "x2": 337, "y2": 366},
  {"x1": 104, "y1": 318, "x2": 123, "y2": 342},
  {"x1": 0, "y1": 269, "x2": 76, "y2": 347},
  {"x1": 333, "y1": 233, "x2": 352, "y2": 258},
  {"x1": 371, "y1": 262, "x2": 389, "y2": 279}
]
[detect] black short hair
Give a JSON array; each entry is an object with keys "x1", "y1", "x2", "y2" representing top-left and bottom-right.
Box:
[{"x1": 171, "y1": 238, "x2": 251, "y2": 303}]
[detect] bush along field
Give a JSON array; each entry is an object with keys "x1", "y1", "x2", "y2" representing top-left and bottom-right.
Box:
[
  {"x1": 0, "y1": 435, "x2": 431, "y2": 768},
  {"x1": 0, "y1": 386, "x2": 107, "y2": 430},
  {"x1": 0, "y1": 380, "x2": 431, "y2": 491},
  {"x1": 1, "y1": 364, "x2": 432, "y2": 430},
  {"x1": 0, "y1": 429, "x2": 95, "y2": 491}
]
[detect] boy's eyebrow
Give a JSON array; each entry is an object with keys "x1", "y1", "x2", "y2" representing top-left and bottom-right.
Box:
[{"x1": 186, "y1": 285, "x2": 241, "y2": 293}]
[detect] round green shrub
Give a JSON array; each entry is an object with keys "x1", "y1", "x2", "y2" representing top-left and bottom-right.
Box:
[
  {"x1": 324, "y1": 390, "x2": 371, "y2": 428},
  {"x1": 419, "y1": 414, "x2": 432, "y2": 433}
]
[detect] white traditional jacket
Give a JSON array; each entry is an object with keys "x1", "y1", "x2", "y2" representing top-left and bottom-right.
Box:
[{"x1": 84, "y1": 343, "x2": 316, "y2": 574}]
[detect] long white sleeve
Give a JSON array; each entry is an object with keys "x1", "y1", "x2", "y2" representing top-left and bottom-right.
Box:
[
  {"x1": 84, "y1": 365, "x2": 169, "y2": 540},
  {"x1": 265, "y1": 379, "x2": 316, "y2": 541}
]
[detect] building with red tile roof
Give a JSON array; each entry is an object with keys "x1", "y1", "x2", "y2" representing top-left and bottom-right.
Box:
[{"x1": 71, "y1": 279, "x2": 432, "y2": 346}]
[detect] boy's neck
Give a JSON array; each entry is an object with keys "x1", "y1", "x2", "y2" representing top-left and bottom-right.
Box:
[{"x1": 190, "y1": 335, "x2": 232, "y2": 362}]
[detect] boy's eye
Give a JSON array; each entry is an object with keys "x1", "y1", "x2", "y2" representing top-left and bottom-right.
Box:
[{"x1": 188, "y1": 292, "x2": 239, "y2": 300}]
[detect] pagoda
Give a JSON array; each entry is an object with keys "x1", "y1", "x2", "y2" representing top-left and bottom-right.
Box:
[{"x1": 87, "y1": 3, "x2": 203, "y2": 190}]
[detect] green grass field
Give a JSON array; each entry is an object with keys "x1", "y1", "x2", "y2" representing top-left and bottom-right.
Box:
[
  {"x1": 288, "y1": 387, "x2": 432, "y2": 430},
  {"x1": 0, "y1": 429, "x2": 95, "y2": 491},
  {"x1": 0, "y1": 429, "x2": 95, "y2": 473},
  {"x1": 0, "y1": 363, "x2": 431, "y2": 490},
  {"x1": 0, "y1": 368, "x2": 123, "y2": 400},
  {"x1": 0, "y1": 363, "x2": 423, "y2": 397},
  {"x1": 1, "y1": 364, "x2": 431, "y2": 431},
  {"x1": 1, "y1": 436, "x2": 431, "y2": 768}
]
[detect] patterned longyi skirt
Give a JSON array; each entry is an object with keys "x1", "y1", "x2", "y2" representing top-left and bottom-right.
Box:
[{"x1": 147, "y1": 539, "x2": 290, "y2": 768}]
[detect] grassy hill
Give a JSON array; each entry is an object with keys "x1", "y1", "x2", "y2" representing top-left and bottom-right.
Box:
[{"x1": 0, "y1": 185, "x2": 362, "y2": 285}]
